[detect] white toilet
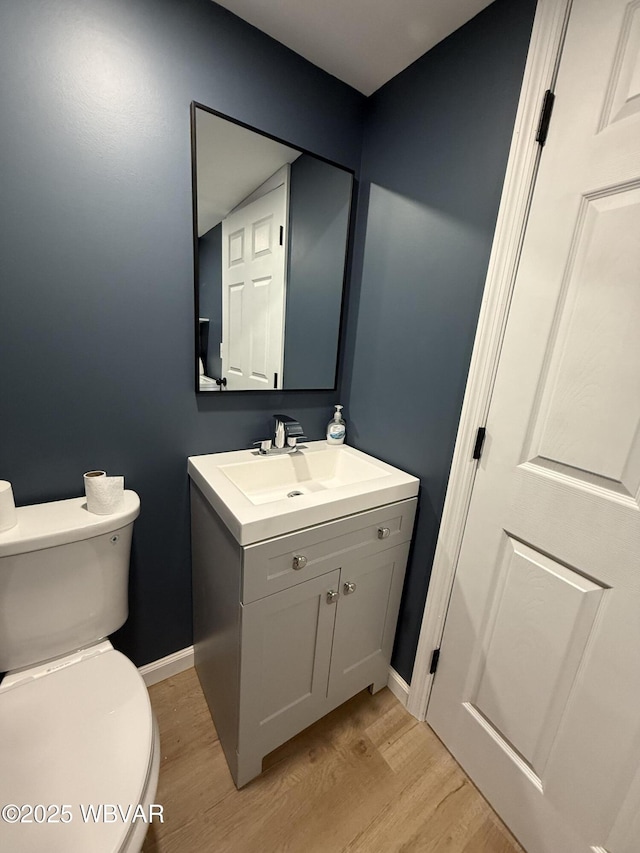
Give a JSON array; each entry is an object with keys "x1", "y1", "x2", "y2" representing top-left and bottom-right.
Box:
[{"x1": 0, "y1": 490, "x2": 160, "y2": 853}]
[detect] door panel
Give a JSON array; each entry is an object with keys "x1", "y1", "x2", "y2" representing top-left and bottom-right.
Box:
[
  {"x1": 227, "y1": 283, "x2": 244, "y2": 376},
  {"x1": 600, "y1": 0, "x2": 640, "y2": 129},
  {"x1": 527, "y1": 187, "x2": 640, "y2": 496},
  {"x1": 248, "y1": 275, "x2": 274, "y2": 385},
  {"x1": 228, "y1": 228, "x2": 244, "y2": 264},
  {"x1": 252, "y1": 215, "x2": 273, "y2": 256},
  {"x1": 471, "y1": 537, "x2": 606, "y2": 778},
  {"x1": 428, "y1": 2, "x2": 640, "y2": 851}
]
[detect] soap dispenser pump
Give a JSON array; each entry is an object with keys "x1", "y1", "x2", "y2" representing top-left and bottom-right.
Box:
[{"x1": 326, "y1": 405, "x2": 346, "y2": 445}]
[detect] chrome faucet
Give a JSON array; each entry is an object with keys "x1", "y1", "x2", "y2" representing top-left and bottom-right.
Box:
[{"x1": 253, "y1": 414, "x2": 307, "y2": 455}]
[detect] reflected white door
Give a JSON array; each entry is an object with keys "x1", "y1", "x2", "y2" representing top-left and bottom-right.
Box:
[
  {"x1": 221, "y1": 182, "x2": 287, "y2": 390},
  {"x1": 428, "y1": 1, "x2": 640, "y2": 851}
]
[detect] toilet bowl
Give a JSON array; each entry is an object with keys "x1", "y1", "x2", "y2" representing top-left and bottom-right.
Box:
[{"x1": 0, "y1": 491, "x2": 159, "y2": 853}]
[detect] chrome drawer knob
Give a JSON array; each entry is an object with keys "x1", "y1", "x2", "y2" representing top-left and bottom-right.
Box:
[
  {"x1": 343, "y1": 582, "x2": 356, "y2": 594},
  {"x1": 292, "y1": 554, "x2": 307, "y2": 570},
  {"x1": 326, "y1": 590, "x2": 340, "y2": 604},
  {"x1": 377, "y1": 527, "x2": 391, "y2": 539}
]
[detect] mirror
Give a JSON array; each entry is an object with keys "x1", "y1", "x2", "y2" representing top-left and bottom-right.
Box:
[{"x1": 191, "y1": 103, "x2": 354, "y2": 392}]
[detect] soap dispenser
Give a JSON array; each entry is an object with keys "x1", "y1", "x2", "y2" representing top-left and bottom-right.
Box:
[{"x1": 326, "y1": 405, "x2": 346, "y2": 445}]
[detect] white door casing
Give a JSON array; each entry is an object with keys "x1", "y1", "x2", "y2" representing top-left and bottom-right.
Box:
[
  {"x1": 427, "y1": 2, "x2": 640, "y2": 852},
  {"x1": 221, "y1": 169, "x2": 288, "y2": 390}
]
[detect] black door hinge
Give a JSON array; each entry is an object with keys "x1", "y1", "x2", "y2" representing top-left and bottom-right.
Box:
[
  {"x1": 279, "y1": 225, "x2": 284, "y2": 246},
  {"x1": 472, "y1": 426, "x2": 486, "y2": 460},
  {"x1": 429, "y1": 648, "x2": 441, "y2": 675},
  {"x1": 273, "y1": 372, "x2": 278, "y2": 388},
  {"x1": 536, "y1": 89, "x2": 555, "y2": 147}
]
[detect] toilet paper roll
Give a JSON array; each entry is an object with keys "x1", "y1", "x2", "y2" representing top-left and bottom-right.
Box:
[
  {"x1": 0, "y1": 480, "x2": 18, "y2": 532},
  {"x1": 84, "y1": 471, "x2": 125, "y2": 515}
]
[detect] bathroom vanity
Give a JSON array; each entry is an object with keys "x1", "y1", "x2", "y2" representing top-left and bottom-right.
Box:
[{"x1": 188, "y1": 442, "x2": 418, "y2": 787}]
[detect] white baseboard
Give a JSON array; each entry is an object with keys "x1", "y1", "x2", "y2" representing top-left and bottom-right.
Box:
[
  {"x1": 139, "y1": 651, "x2": 409, "y2": 708},
  {"x1": 387, "y1": 667, "x2": 410, "y2": 708},
  {"x1": 139, "y1": 645, "x2": 194, "y2": 687}
]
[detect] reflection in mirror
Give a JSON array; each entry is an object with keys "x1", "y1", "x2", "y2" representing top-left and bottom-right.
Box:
[{"x1": 192, "y1": 103, "x2": 353, "y2": 392}]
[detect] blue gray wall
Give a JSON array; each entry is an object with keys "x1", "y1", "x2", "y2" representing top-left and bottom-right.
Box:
[
  {"x1": 0, "y1": 0, "x2": 537, "y2": 680},
  {"x1": 343, "y1": 0, "x2": 537, "y2": 683},
  {"x1": 284, "y1": 155, "x2": 352, "y2": 389},
  {"x1": 0, "y1": 0, "x2": 364, "y2": 666},
  {"x1": 198, "y1": 223, "x2": 223, "y2": 379}
]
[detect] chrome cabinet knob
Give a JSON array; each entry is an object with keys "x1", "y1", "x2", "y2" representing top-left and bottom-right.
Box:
[
  {"x1": 326, "y1": 590, "x2": 340, "y2": 604},
  {"x1": 343, "y1": 582, "x2": 356, "y2": 594},
  {"x1": 292, "y1": 555, "x2": 307, "y2": 570},
  {"x1": 377, "y1": 527, "x2": 391, "y2": 539}
]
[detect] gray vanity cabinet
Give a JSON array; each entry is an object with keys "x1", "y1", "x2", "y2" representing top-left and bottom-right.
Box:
[{"x1": 191, "y1": 481, "x2": 417, "y2": 788}]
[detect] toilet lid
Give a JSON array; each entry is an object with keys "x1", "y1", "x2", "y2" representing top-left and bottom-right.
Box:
[{"x1": 0, "y1": 649, "x2": 154, "y2": 853}]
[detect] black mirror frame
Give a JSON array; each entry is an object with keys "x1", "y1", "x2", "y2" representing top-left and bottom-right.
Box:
[{"x1": 190, "y1": 101, "x2": 356, "y2": 395}]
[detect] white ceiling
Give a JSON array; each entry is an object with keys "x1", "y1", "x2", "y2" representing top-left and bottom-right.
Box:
[
  {"x1": 196, "y1": 109, "x2": 301, "y2": 235},
  {"x1": 214, "y1": 0, "x2": 495, "y2": 95}
]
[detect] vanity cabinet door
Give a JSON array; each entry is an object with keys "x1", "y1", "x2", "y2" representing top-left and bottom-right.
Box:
[
  {"x1": 328, "y1": 543, "x2": 411, "y2": 707},
  {"x1": 238, "y1": 569, "x2": 340, "y2": 761}
]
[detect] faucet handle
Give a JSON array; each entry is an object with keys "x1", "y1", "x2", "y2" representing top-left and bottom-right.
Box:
[
  {"x1": 273, "y1": 414, "x2": 305, "y2": 438},
  {"x1": 286, "y1": 435, "x2": 308, "y2": 447},
  {"x1": 252, "y1": 439, "x2": 272, "y2": 454}
]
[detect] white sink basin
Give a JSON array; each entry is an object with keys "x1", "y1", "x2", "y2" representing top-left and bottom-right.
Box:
[
  {"x1": 188, "y1": 441, "x2": 419, "y2": 544},
  {"x1": 219, "y1": 445, "x2": 387, "y2": 504}
]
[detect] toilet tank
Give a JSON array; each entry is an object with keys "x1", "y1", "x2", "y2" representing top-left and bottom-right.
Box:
[{"x1": 0, "y1": 491, "x2": 140, "y2": 672}]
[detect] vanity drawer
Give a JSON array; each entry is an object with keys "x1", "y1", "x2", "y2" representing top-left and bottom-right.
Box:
[{"x1": 241, "y1": 498, "x2": 417, "y2": 603}]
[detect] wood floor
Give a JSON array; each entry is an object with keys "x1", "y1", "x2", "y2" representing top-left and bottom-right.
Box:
[{"x1": 142, "y1": 668, "x2": 524, "y2": 853}]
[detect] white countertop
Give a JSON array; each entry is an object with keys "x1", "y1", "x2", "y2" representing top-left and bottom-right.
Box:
[{"x1": 188, "y1": 441, "x2": 419, "y2": 545}]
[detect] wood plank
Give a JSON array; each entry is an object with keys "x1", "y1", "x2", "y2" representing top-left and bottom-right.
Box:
[{"x1": 142, "y1": 668, "x2": 524, "y2": 853}]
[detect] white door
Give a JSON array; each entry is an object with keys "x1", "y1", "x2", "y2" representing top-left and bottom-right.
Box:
[
  {"x1": 428, "y1": 1, "x2": 640, "y2": 851},
  {"x1": 221, "y1": 181, "x2": 287, "y2": 390}
]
